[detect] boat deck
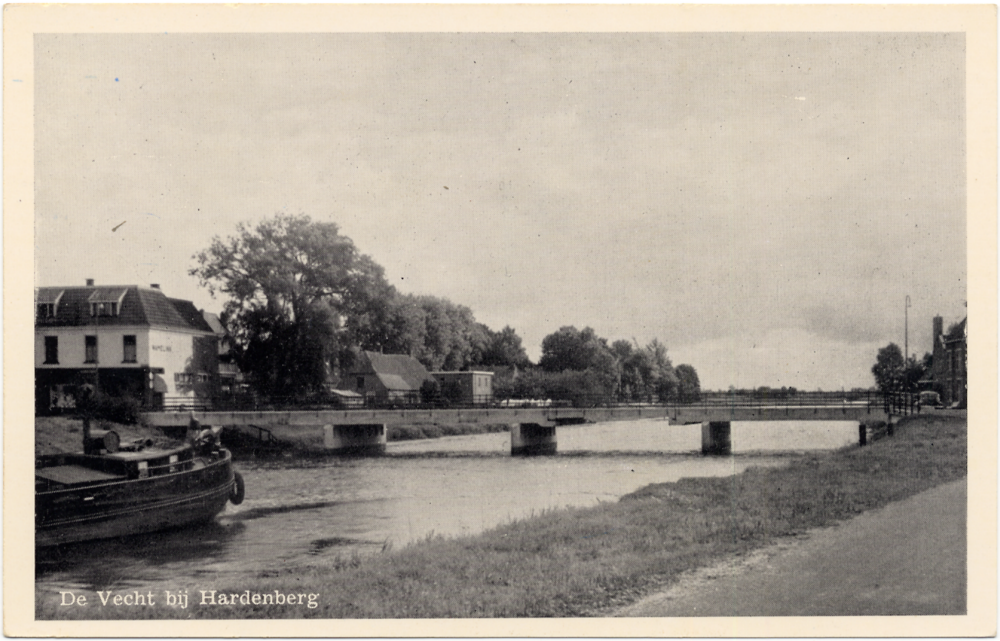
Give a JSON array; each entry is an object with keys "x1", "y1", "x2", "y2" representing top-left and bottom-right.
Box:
[{"x1": 35, "y1": 465, "x2": 125, "y2": 485}]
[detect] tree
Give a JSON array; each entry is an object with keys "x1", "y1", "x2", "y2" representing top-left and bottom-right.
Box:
[
  {"x1": 871, "y1": 343, "x2": 905, "y2": 393},
  {"x1": 614, "y1": 341, "x2": 644, "y2": 400},
  {"x1": 675, "y1": 364, "x2": 701, "y2": 401},
  {"x1": 544, "y1": 326, "x2": 625, "y2": 399},
  {"x1": 540, "y1": 327, "x2": 614, "y2": 373},
  {"x1": 404, "y1": 295, "x2": 487, "y2": 371},
  {"x1": 614, "y1": 339, "x2": 677, "y2": 401},
  {"x1": 478, "y1": 325, "x2": 532, "y2": 368},
  {"x1": 902, "y1": 352, "x2": 931, "y2": 391},
  {"x1": 644, "y1": 338, "x2": 678, "y2": 401},
  {"x1": 539, "y1": 326, "x2": 618, "y2": 393},
  {"x1": 340, "y1": 255, "x2": 406, "y2": 357},
  {"x1": 190, "y1": 213, "x2": 389, "y2": 396}
]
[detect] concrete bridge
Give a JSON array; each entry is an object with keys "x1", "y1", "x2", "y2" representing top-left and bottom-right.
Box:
[{"x1": 143, "y1": 398, "x2": 902, "y2": 456}]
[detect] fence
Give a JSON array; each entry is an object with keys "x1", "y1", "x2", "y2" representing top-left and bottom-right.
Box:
[{"x1": 159, "y1": 389, "x2": 923, "y2": 416}]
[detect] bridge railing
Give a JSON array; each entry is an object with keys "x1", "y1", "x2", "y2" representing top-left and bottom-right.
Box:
[{"x1": 157, "y1": 390, "x2": 922, "y2": 416}]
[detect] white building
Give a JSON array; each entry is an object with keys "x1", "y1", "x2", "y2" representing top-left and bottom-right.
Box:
[{"x1": 34, "y1": 280, "x2": 230, "y2": 413}]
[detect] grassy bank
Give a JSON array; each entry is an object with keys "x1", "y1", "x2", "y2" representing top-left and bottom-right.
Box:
[{"x1": 37, "y1": 414, "x2": 965, "y2": 619}]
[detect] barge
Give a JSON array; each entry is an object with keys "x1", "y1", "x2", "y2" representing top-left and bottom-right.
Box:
[{"x1": 36, "y1": 424, "x2": 244, "y2": 547}]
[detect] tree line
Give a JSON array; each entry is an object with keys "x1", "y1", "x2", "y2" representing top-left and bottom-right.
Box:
[{"x1": 191, "y1": 214, "x2": 700, "y2": 402}]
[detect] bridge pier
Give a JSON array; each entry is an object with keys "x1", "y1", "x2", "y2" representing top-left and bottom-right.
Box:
[
  {"x1": 701, "y1": 421, "x2": 732, "y2": 455},
  {"x1": 323, "y1": 423, "x2": 387, "y2": 455},
  {"x1": 511, "y1": 423, "x2": 557, "y2": 456}
]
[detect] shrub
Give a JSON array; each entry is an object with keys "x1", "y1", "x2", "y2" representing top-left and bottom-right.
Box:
[
  {"x1": 420, "y1": 424, "x2": 444, "y2": 439},
  {"x1": 388, "y1": 425, "x2": 424, "y2": 441},
  {"x1": 77, "y1": 391, "x2": 143, "y2": 425},
  {"x1": 420, "y1": 379, "x2": 441, "y2": 404}
]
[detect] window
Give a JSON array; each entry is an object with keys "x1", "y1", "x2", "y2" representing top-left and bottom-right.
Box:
[
  {"x1": 123, "y1": 335, "x2": 137, "y2": 363},
  {"x1": 37, "y1": 303, "x2": 54, "y2": 319},
  {"x1": 90, "y1": 302, "x2": 118, "y2": 317},
  {"x1": 84, "y1": 336, "x2": 97, "y2": 363},
  {"x1": 356, "y1": 376, "x2": 365, "y2": 389},
  {"x1": 44, "y1": 336, "x2": 58, "y2": 364},
  {"x1": 174, "y1": 372, "x2": 210, "y2": 384}
]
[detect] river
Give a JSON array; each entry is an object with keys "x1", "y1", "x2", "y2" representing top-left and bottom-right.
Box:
[{"x1": 36, "y1": 419, "x2": 858, "y2": 597}]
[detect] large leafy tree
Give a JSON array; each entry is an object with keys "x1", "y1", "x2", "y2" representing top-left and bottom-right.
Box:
[
  {"x1": 610, "y1": 340, "x2": 639, "y2": 399},
  {"x1": 610, "y1": 338, "x2": 678, "y2": 401},
  {"x1": 903, "y1": 352, "x2": 932, "y2": 391},
  {"x1": 413, "y1": 295, "x2": 486, "y2": 371},
  {"x1": 348, "y1": 292, "x2": 492, "y2": 372},
  {"x1": 871, "y1": 343, "x2": 905, "y2": 393},
  {"x1": 191, "y1": 213, "x2": 390, "y2": 396},
  {"x1": 539, "y1": 326, "x2": 618, "y2": 396},
  {"x1": 675, "y1": 364, "x2": 701, "y2": 401},
  {"x1": 478, "y1": 325, "x2": 532, "y2": 368},
  {"x1": 540, "y1": 326, "x2": 611, "y2": 373}
]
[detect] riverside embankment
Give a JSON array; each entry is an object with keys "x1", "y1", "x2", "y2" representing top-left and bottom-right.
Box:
[{"x1": 36, "y1": 413, "x2": 965, "y2": 619}]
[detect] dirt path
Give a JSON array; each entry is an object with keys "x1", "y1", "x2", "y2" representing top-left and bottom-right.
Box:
[{"x1": 617, "y1": 478, "x2": 967, "y2": 617}]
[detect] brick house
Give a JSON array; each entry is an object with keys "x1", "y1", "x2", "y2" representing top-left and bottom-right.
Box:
[
  {"x1": 34, "y1": 280, "x2": 228, "y2": 413},
  {"x1": 926, "y1": 315, "x2": 967, "y2": 407},
  {"x1": 339, "y1": 351, "x2": 436, "y2": 405}
]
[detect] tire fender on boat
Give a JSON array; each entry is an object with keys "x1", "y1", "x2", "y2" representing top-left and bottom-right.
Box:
[{"x1": 229, "y1": 471, "x2": 245, "y2": 505}]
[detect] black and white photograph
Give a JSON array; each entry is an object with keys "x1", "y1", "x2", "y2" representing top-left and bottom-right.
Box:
[{"x1": 6, "y1": 4, "x2": 996, "y2": 637}]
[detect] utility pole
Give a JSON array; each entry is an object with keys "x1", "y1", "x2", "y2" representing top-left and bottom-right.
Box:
[{"x1": 904, "y1": 295, "x2": 911, "y2": 392}]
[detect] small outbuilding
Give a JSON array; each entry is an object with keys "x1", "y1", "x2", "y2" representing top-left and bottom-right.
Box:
[{"x1": 430, "y1": 370, "x2": 494, "y2": 405}]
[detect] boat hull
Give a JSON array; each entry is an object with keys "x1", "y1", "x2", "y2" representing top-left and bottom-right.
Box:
[{"x1": 36, "y1": 449, "x2": 235, "y2": 548}]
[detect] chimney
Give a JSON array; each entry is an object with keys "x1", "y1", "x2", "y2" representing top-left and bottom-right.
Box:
[
  {"x1": 151, "y1": 284, "x2": 160, "y2": 289},
  {"x1": 85, "y1": 279, "x2": 95, "y2": 287},
  {"x1": 933, "y1": 316, "x2": 943, "y2": 340}
]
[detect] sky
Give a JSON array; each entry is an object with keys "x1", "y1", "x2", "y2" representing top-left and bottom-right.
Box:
[{"x1": 33, "y1": 32, "x2": 967, "y2": 391}]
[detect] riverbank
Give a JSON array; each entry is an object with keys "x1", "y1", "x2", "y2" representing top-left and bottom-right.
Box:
[
  {"x1": 36, "y1": 413, "x2": 965, "y2": 619},
  {"x1": 616, "y1": 477, "x2": 966, "y2": 616}
]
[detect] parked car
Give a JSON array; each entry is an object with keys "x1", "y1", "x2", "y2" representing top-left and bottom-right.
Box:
[{"x1": 919, "y1": 390, "x2": 942, "y2": 408}]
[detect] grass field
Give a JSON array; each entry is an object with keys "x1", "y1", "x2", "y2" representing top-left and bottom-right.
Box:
[{"x1": 36, "y1": 414, "x2": 966, "y2": 619}]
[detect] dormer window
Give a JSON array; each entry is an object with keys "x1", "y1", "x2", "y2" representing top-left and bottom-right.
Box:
[
  {"x1": 91, "y1": 302, "x2": 118, "y2": 317},
  {"x1": 35, "y1": 288, "x2": 63, "y2": 321},
  {"x1": 87, "y1": 288, "x2": 127, "y2": 318}
]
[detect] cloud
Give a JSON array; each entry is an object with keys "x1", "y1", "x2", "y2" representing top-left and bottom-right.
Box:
[{"x1": 34, "y1": 33, "x2": 966, "y2": 390}]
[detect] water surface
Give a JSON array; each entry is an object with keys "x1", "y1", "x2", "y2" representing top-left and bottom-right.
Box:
[{"x1": 36, "y1": 419, "x2": 858, "y2": 597}]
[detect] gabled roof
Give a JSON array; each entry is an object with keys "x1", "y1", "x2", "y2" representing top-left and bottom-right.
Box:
[
  {"x1": 168, "y1": 298, "x2": 215, "y2": 333},
  {"x1": 34, "y1": 285, "x2": 212, "y2": 333},
  {"x1": 376, "y1": 373, "x2": 416, "y2": 392},
  {"x1": 356, "y1": 351, "x2": 434, "y2": 391},
  {"x1": 202, "y1": 311, "x2": 226, "y2": 335},
  {"x1": 945, "y1": 317, "x2": 967, "y2": 342}
]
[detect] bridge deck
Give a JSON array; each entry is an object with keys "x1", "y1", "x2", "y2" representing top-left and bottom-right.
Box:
[{"x1": 143, "y1": 403, "x2": 891, "y2": 429}]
